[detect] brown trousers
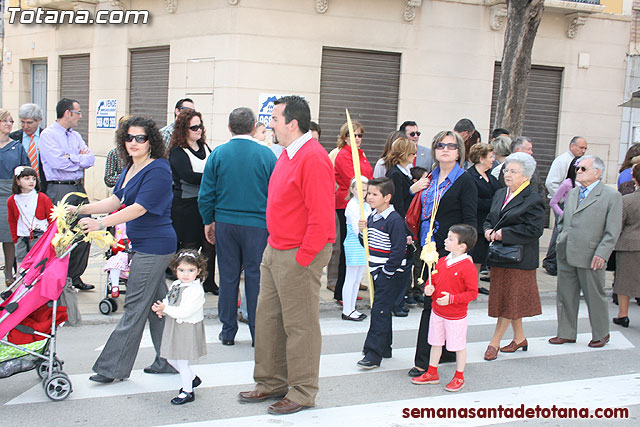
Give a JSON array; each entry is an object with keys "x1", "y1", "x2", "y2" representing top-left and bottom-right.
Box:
[{"x1": 253, "y1": 243, "x2": 332, "y2": 406}]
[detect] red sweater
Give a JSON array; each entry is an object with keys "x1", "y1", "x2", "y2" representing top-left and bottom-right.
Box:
[
  {"x1": 6, "y1": 192, "x2": 54, "y2": 243},
  {"x1": 428, "y1": 256, "x2": 478, "y2": 320},
  {"x1": 334, "y1": 146, "x2": 373, "y2": 210},
  {"x1": 266, "y1": 138, "x2": 336, "y2": 267}
]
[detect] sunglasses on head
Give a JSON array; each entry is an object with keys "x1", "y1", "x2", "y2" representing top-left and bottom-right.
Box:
[
  {"x1": 435, "y1": 142, "x2": 458, "y2": 150},
  {"x1": 126, "y1": 134, "x2": 148, "y2": 143},
  {"x1": 189, "y1": 124, "x2": 203, "y2": 131},
  {"x1": 408, "y1": 131, "x2": 421, "y2": 137}
]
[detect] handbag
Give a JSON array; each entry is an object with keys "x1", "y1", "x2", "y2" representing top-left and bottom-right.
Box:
[
  {"x1": 486, "y1": 206, "x2": 523, "y2": 264},
  {"x1": 405, "y1": 190, "x2": 423, "y2": 240}
]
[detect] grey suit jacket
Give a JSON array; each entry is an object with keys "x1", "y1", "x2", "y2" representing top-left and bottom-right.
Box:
[
  {"x1": 557, "y1": 180, "x2": 623, "y2": 269},
  {"x1": 416, "y1": 144, "x2": 432, "y2": 171},
  {"x1": 615, "y1": 189, "x2": 640, "y2": 251}
]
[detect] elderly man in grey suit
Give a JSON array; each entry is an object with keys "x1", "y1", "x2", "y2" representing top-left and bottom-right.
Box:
[
  {"x1": 399, "y1": 121, "x2": 432, "y2": 171},
  {"x1": 549, "y1": 155, "x2": 622, "y2": 348}
]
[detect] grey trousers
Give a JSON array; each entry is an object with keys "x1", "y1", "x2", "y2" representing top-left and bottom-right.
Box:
[
  {"x1": 92, "y1": 251, "x2": 174, "y2": 379},
  {"x1": 556, "y1": 258, "x2": 610, "y2": 341}
]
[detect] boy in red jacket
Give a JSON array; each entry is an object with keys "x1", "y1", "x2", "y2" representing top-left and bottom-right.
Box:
[{"x1": 411, "y1": 224, "x2": 478, "y2": 392}]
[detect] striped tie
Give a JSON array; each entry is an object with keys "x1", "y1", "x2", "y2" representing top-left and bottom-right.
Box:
[
  {"x1": 578, "y1": 186, "x2": 587, "y2": 204},
  {"x1": 27, "y1": 134, "x2": 39, "y2": 174}
]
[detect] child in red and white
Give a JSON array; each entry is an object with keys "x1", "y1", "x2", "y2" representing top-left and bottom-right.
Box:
[
  {"x1": 411, "y1": 224, "x2": 478, "y2": 392},
  {"x1": 6, "y1": 166, "x2": 53, "y2": 265},
  {"x1": 103, "y1": 222, "x2": 131, "y2": 298}
]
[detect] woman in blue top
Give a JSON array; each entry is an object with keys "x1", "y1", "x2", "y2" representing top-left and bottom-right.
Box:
[
  {"x1": 0, "y1": 109, "x2": 29, "y2": 286},
  {"x1": 77, "y1": 117, "x2": 178, "y2": 383}
]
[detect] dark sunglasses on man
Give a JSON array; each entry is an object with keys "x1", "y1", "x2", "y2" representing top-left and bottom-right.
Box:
[{"x1": 408, "y1": 131, "x2": 421, "y2": 137}]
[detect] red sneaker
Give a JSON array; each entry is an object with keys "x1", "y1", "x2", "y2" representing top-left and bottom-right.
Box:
[
  {"x1": 445, "y1": 377, "x2": 464, "y2": 392},
  {"x1": 411, "y1": 371, "x2": 439, "y2": 385}
]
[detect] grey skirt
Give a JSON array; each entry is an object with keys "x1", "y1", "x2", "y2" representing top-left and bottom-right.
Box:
[
  {"x1": 0, "y1": 180, "x2": 12, "y2": 242},
  {"x1": 615, "y1": 251, "x2": 640, "y2": 297},
  {"x1": 160, "y1": 318, "x2": 207, "y2": 361}
]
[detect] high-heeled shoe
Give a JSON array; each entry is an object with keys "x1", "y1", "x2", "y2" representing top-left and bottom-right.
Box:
[
  {"x1": 484, "y1": 345, "x2": 498, "y2": 361},
  {"x1": 613, "y1": 316, "x2": 630, "y2": 328},
  {"x1": 500, "y1": 339, "x2": 528, "y2": 353}
]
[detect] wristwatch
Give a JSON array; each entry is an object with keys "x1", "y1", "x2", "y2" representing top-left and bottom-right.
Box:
[{"x1": 97, "y1": 218, "x2": 105, "y2": 230}]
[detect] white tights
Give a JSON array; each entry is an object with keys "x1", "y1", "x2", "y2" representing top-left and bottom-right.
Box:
[
  {"x1": 342, "y1": 265, "x2": 366, "y2": 316},
  {"x1": 109, "y1": 269, "x2": 120, "y2": 288},
  {"x1": 167, "y1": 359, "x2": 195, "y2": 393}
]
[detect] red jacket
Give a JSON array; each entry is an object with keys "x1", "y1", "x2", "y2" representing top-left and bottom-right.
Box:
[
  {"x1": 429, "y1": 255, "x2": 478, "y2": 320},
  {"x1": 266, "y1": 138, "x2": 336, "y2": 267},
  {"x1": 334, "y1": 146, "x2": 373, "y2": 210},
  {"x1": 6, "y1": 192, "x2": 54, "y2": 243}
]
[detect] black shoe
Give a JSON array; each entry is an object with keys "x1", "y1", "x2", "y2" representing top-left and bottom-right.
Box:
[
  {"x1": 192, "y1": 375, "x2": 202, "y2": 388},
  {"x1": 73, "y1": 280, "x2": 95, "y2": 291},
  {"x1": 357, "y1": 358, "x2": 379, "y2": 370},
  {"x1": 408, "y1": 367, "x2": 425, "y2": 377},
  {"x1": 341, "y1": 311, "x2": 367, "y2": 321},
  {"x1": 636, "y1": 297, "x2": 640, "y2": 306},
  {"x1": 613, "y1": 316, "x2": 630, "y2": 328},
  {"x1": 143, "y1": 365, "x2": 178, "y2": 374},
  {"x1": 479, "y1": 276, "x2": 491, "y2": 282},
  {"x1": 478, "y1": 287, "x2": 490, "y2": 295},
  {"x1": 207, "y1": 283, "x2": 219, "y2": 295},
  {"x1": 413, "y1": 293, "x2": 425, "y2": 306},
  {"x1": 89, "y1": 373, "x2": 114, "y2": 383},
  {"x1": 392, "y1": 310, "x2": 408, "y2": 317},
  {"x1": 219, "y1": 332, "x2": 234, "y2": 346},
  {"x1": 171, "y1": 390, "x2": 195, "y2": 405},
  {"x1": 401, "y1": 304, "x2": 410, "y2": 313}
]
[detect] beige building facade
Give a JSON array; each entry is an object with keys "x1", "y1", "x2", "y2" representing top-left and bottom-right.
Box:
[{"x1": 1, "y1": 0, "x2": 633, "y2": 198}]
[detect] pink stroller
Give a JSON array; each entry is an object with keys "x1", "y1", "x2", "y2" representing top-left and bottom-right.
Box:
[{"x1": 0, "y1": 220, "x2": 75, "y2": 401}]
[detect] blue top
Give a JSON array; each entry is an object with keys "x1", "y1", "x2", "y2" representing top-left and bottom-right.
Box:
[
  {"x1": 618, "y1": 168, "x2": 632, "y2": 187},
  {"x1": 114, "y1": 159, "x2": 177, "y2": 255},
  {"x1": 0, "y1": 140, "x2": 30, "y2": 179},
  {"x1": 198, "y1": 136, "x2": 276, "y2": 229},
  {"x1": 420, "y1": 163, "x2": 465, "y2": 246}
]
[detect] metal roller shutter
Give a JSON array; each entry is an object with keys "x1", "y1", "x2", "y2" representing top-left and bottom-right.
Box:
[
  {"x1": 318, "y1": 47, "x2": 401, "y2": 161},
  {"x1": 60, "y1": 54, "x2": 90, "y2": 144},
  {"x1": 129, "y1": 46, "x2": 170, "y2": 128}
]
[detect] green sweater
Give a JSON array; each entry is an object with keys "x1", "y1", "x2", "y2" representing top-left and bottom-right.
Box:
[{"x1": 198, "y1": 137, "x2": 277, "y2": 229}]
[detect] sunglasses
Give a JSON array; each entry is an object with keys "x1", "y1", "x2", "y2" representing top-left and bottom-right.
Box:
[
  {"x1": 408, "y1": 131, "x2": 421, "y2": 137},
  {"x1": 575, "y1": 166, "x2": 590, "y2": 172},
  {"x1": 189, "y1": 124, "x2": 203, "y2": 131},
  {"x1": 353, "y1": 133, "x2": 363, "y2": 138},
  {"x1": 126, "y1": 134, "x2": 148, "y2": 143},
  {"x1": 435, "y1": 142, "x2": 458, "y2": 150}
]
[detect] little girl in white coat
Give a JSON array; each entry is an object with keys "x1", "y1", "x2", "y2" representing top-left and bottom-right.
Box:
[
  {"x1": 152, "y1": 249, "x2": 207, "y2": 405},
  {"x1": 342, "y1": 176, "x2": 371, "y2": 321}
]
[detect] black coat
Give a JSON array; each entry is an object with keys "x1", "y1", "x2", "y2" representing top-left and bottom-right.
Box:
[
  {"x1": 468, "y1": 166, "x2": 500, "y2": 264},
  {"x1": 386, "y1": 165, "x2": 413, "y2": 219},
  {"x1": 421, "y1": 171, "x2": 478, "y2": 257},
  {"x1": 483, "y1": 185, "x2": 545, "y2": 270}
]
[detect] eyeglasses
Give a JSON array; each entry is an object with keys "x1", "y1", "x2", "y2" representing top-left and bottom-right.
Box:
[
  {"x1": 435, "y1": 143, "x2": 458, "y2": 150},
  {"x1": 125, "y1": 134, "x2": 148, "y2": 143},
  {"x1": 575, "y1": 166, "x2": 590, "y2": 172},
  {"x1": 408, "y1": 131, "x2": 421, "y2": 137},
  {"x1": 179, "y1": 106, "x2": 194, "y2": 111},
  {"x1": 189, "y1": 124, "x2": 203, "y2": 131},
  {"x1": 69, "y1": 110, "x2": 82, "y2": 115},
  {"x1": 353, "y1": 133, "x2": 363, "y2": 138}
]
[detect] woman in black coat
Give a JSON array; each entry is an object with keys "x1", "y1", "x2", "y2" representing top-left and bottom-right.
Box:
[
  {"x1": 408, "y1": 130, "x2": 477, "y2": 377},
  {"x1": 482, "y1": 152, "x2": 545, "y2": 361}
]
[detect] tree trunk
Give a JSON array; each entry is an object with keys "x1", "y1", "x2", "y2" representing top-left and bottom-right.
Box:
[{"x1": 493, "y1": 0, "x2": 545, "y2": 137}]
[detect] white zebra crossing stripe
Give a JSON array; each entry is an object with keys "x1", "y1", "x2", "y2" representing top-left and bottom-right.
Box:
[
  {"x1": 159, "y1": 373, "x2": 639, "y2": 427},
  {"x1": 8, "y1": 331, "x2": 632, "y2": 405},
  {"x1": 95, "y1": 302, "x2": 590, "y2": 351}
]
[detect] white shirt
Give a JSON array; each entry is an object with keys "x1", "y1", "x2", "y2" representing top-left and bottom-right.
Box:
[
  {"x1": 285, "y1": 131, "x2": 312, "y2": 159},
  {"x1": 14, "y1": 190, "x2": 49, "y2": 237},
  {"x1": 162, "y1": 279, "x2": 205, "y2": 324},
  {"x1": 545, "y1": 151, "x2": 575, "y2": 197}
]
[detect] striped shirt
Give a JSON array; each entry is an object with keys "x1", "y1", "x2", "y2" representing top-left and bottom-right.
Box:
[{"x1": 360, "y1": 206, "x2": 406, "y2": 276}]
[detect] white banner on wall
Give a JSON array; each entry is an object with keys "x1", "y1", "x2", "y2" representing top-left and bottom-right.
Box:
[{"x1": 96, "y1": 99, "x2": 117, "y2": 129}]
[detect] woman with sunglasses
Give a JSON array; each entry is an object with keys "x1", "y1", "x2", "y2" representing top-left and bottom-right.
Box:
[
  {"x1": 333, "y1": 120, "x2": 374, "y2": 301},
  {"x1": 168, "y1": 110, "x2": 217, "y2": 295},
  {"x1": 76, "y1": 116, "x2": 178, "y2": 382},
  {"x1": 408, "y1": 130, "x2": 477, "y2": 378}
]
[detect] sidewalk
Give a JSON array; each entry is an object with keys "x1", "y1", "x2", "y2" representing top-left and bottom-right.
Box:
[{"x1": 4, "y1": 228, "x2": 614, "y2": 324}]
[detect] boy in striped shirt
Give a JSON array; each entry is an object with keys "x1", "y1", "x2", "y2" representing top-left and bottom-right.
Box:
[{"x1": 357, "y1": 177, "x2": 409, "y2": 369}]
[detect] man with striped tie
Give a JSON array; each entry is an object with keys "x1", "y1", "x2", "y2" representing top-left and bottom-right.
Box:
[
  {"x1": 9, "y1": 104, "x2": 46, "y2": 190},
  {"x1": 550, "y1": 155, "x2": 622, "y2": 349}
]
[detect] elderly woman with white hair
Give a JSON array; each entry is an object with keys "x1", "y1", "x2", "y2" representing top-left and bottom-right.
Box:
[{"x1": 482, "y1": 152, "x2": 545, "y2": 361}]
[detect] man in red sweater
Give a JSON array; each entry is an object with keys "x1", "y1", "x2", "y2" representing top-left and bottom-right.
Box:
[{"x1": 238, "y1": 96, "x2": 335, "y2": 415}]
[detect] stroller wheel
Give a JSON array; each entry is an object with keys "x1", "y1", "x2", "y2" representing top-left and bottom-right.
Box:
[
  {"x1": 36, "y1": 358, "x2": 63, "y2": 379},
  {"x1": 99, "y1": 299, "x2": 112, "y2": 315},
  {"x1": 108, "y1": 297, "x2": 118, "y2": 313},
  {"x1": 43, "y1": 372, "x2": 72, "y2": 401}
]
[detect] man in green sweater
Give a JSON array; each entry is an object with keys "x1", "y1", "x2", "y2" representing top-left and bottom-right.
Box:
[{"x1": 198, "y1": 107, "x2": 277, "y2": 346}]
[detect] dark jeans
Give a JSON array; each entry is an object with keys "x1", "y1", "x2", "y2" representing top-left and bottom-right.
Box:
[
  {"x1": 333, "y1": 209, "x2": 347, "y2": 301},
  {"x1": 363, "y1": 271, "x2": 405, "y2": 365},
  {"x1": 215, "y1": 222, "x2": 268, "y2": 342},
  {"x1": 392, "y1": 259, "x2": 413, "y2": 312}
]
